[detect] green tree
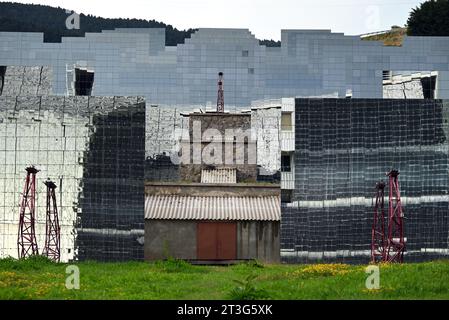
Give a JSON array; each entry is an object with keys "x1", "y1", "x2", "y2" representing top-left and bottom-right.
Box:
[
  {"x1": 407, "y1": 0, "x2": 449, "y2": 36},
  {"x1": 0, "y1": 2, "x2": 280, "y2": 46}
]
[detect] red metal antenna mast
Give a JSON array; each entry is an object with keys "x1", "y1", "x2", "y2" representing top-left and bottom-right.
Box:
[
  {"x1": 371, "y1": 181, "x2": 386, "y2": 263},
  {"x1": 42, "y1": 180, "x2": 61, "y2": 262},
  {"x1": 17, "y1": 166, "x2": 40, "y2": 259},
  {"x1": 217, "y1": 72, "x2": 224, "y2": 112},
  {"x1": 385, "y1": 170, "x2": 406, "y2": 263}
]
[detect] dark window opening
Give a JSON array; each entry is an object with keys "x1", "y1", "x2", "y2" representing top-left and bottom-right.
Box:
[
  {"x1": 281, "y1": 154, "x2": 291, "y2": 172},
  {"x1": 421, "y1": 76, "x2": 437, "y2": 99},
  {"x1": 281, "y1": 190, "x2": 293, "y2": 203},
  {"x1": 382, "y1": 70, "x2": 392, "y2": 81},
  {"x1": 0, "y1": 66, "x2": 6, "y2": 95},
  {"x1": 242, "y1": 50, "x2": 249, "y2": 57},
  {"x1": 75, "y1": 68, "x2": 94, "y2": 96}
]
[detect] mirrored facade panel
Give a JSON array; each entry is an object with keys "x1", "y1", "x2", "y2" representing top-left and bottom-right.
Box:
[
  {"x1": 2, "y1": 29, "x2": 449, "y2": 108},
  {"x1": 0, "y1": 96, "x2": 145, "y2": 262},
  {"x1": 281, "y1": 98, "x2": 449, "y2": 263}
]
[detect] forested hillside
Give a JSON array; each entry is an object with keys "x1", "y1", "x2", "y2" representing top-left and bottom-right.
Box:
[{"x1": 0, "y1": 2, "x2": 281, "y2": 46}]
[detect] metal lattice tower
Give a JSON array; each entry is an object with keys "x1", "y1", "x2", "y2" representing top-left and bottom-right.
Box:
[
  {"x1": 385, "y1": 170, "x2": 406, "y2": 263},
  {"x1": 42, "y1": 180, "x2": 61, "y2": 262},
  {"x1": 371, "y1": 181, "x2": 386, "y2": 263},
  {"x1": 217, "y1": 72, "x2": 224, "y2": 112},
  {"x1": 17, "y1": 166, "x2": 40, "y2": 259}
]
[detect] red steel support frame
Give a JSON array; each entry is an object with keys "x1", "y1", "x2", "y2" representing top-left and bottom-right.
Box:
[
  {"x1": 17, "y1": 166, "x2": 39, "y2": 258},
  {"x1": 217, "y1": 72, "x2": 224, "y2": 112},
  {"x1": 42, "y1": 180, "x2": 61, "y2": 262},
  {"x1": 386, "y1": 170, "x2": 405, "y2": 263},
  {"x1": 371, "y1": 181, "x2": 386, "y2": 263}
]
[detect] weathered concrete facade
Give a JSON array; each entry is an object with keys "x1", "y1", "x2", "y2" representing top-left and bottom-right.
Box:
[
  {"x1": 237, "y1": 221, "x2": 280, "y2": 263},
  {"x1": 144, "y1": 219, "x2": 280, "y2": 263},
  {"x1": 145, "y1": 220, "x2": 197, "y2": 260},
  {"x1": 250, "y1": 103, "x2": 281, "y2": 176},
  {"x1": 145, "y1": 105, "x2": 281, "y2": 182},
  {"x1": 179, "y1": 113, "x2": 258, "y2": 182},
  {"x1": 145, "y1": 182, "x2": 280, "y2": 263}
]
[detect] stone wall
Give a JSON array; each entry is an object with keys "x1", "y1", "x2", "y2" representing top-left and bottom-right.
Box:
[
  {"x1": 145, "y1": 182, "x2": 280, "y2": 198},
  {"x1": 180, "y1": 113, "x2": 257, "y2": 182},
  {"x1": 145, "y1": 105, "x2": 282, "y2": 180},
  {"x1": 188, "y1": 113, "x2": 251, "y2": 136}
]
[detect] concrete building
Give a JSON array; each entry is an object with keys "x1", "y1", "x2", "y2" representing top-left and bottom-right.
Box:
[
  {"x1": 3, "y1": 26, "x2": 449, "y2": 263},
  {"x1": 144, "y1": 182, "x2": 280, "y2": 263},
  {"x1": 144, "y1": 108, "x2": 281, "y2": 263},
  {"x1": 145, "y1": 104, "x2": 282, "y2": 182},
  {"x1": 178, "y1": 111, "x2": 257, "y2": 182}
]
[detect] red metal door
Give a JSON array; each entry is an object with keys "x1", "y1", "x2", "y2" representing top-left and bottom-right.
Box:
[
  {"x1": 197, "y1": 222, "x2": 217, "y2": 260},
  {"x1": 197, "y1": 222, "x2": 237, "y2": 260},
  {"x1": 217, "y1": 222, "x2": 237, "y2": 260}
]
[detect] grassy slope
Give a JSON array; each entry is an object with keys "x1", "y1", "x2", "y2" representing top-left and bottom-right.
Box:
[
  {"x1": 1, "y1": 257, "x2": 449, "y2": 300},
  {"x1": 362, "y1": 28, "x2": 407, "y2": 46}
]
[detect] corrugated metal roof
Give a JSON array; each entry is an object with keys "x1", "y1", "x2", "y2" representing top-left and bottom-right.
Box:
[
  {"x1": 145, "y1": 195, "x2": 280, "y2": 221},
  {"x1": 201, "y1": 168, "x2": 237, "y2": 184}
]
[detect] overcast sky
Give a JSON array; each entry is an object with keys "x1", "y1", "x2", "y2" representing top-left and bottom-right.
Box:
[{"x1": 6, "y1": 0, "x2": 424, "y2": 40}]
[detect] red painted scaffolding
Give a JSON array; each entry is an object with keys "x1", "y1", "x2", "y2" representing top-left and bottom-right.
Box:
[
  {"x1": 371, "y1": 181, "x2": 386, "y2": 263},
  {"x1": 17, "y1": 166, "x2": 39, "y2": 259},
  {"x1": 42, "y1": 180, "x2": 61, "y2": 262},
  {"x1": 385, "y1": 170, "x2": 406, "y2": 263}
]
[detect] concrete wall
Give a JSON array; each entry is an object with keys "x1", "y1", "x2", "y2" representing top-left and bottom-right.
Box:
[
  {"x1": 144, "y1": 220, "x2": 197, "y2": 260},
  {"x1": 179, "y1": 163, "x2": 257, "y2": 183},
  {"x1": 144, "y1": 219, "x2": 280, "y2": 263},
  {"x1": 237, "y1": 221, "x2": 280, "y2": 263},
  {"x1": 251, "y1": 106, "x2": 281, "y2": 175}
]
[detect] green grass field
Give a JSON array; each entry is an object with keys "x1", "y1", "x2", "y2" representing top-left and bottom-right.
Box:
[{"x1": 1, "y1": 256, "x2": 449, "y2": 300}]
